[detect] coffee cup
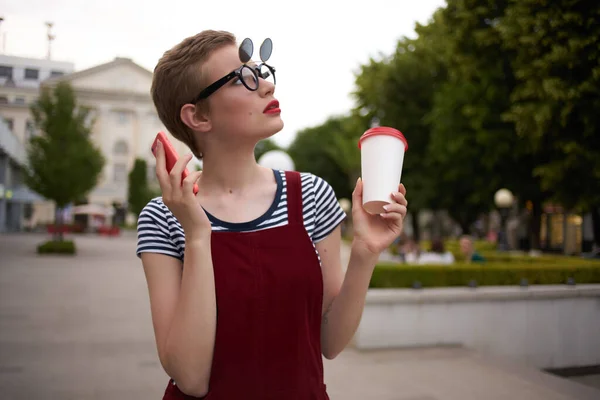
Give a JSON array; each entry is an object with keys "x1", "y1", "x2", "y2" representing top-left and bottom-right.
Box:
[{"x1": 358, "y1": 126, "x2": 408, "y2": 215}]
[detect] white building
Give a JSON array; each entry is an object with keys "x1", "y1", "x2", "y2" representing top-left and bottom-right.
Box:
[
  {"x1": 0, "y1": 55, "x2": 74, "y2": 150},
  {"x1": 0, "y1": 55, "x2": 75, "y2": 231},
  {"x1": 0, "y1": 54, "x2": 190, "y2": 228}
]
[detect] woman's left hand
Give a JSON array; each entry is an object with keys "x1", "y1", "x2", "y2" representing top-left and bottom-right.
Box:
[{"x1": 351, "y1": 178, "x2": 407, "y2": 256}]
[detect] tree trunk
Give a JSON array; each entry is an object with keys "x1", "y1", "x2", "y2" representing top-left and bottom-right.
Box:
[
  {"x1": 591, "y1": 205, "x2": 600, "y2": 249},
  {"x1": 530, "y1": 200, "x2": 543, "y2": 250},
  {"x1": 411, "y1": 209, "x2": 421, "y2": 242},
  {"x1": 458, "y1": 219, "x2": 470, "y2": 236},
  {"x1": 54, "y1": 207, "x2": 64, "y2": 242}
]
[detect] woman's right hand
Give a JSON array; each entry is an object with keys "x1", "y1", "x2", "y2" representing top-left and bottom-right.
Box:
[{"x1": 155, "y1": 141, "x2": 211, "y2": 241}]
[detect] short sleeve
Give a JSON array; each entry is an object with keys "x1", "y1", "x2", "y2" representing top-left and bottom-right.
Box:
[
  {"x1": 312, "y1": 175, "x2": 346, "y2": 243},
  {"x1": 136, "y1": 199, "x2": 183, "y2": 260}
]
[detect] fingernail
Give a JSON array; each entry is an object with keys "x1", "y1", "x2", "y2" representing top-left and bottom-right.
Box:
[
  {"x1": 157, "y1": 141, "x2": 162, "y2": 148},
  {"x1": 383, "y1": 205, "x2": 390, "y2": 211}
]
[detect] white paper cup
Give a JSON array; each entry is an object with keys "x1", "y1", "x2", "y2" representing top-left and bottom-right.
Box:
[{"x1": 358, "y1": 127, "x2": 408, "y2": 215}]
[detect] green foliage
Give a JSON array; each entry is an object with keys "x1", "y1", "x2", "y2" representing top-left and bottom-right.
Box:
[
  {"x1": 287, "y1": 116, "x2": 356, "y2": 200},
  {"x1": 353, "y1": 30, "x2": 444, "y2": 214},
  {"x1": 423, "y1": 0, "x2": 529, "y2": 231},
  {"x1": 37, "y1": 240, "x2": 76, "y2": 255},
  {"x1": 128, "y1": 158, "x2": 155, "y2": 216},
  {"x1": 499, "y1": 0, "x2": 600, "y2": 212},
  {"x1": 254, "y1": 138, "x2": 281, "y2": 161},
  {"x1": 286, "y1": 0, "x2": 599, "y2": 245},
  {"x1": 419, "y1": 238, "x2": 497, "y2": 255},
  {"x1": 370, "y1": 260, "x2": 600, "y2": 288},
  {"x1": 25, "y1": 81, "x2": 105, "y2": 211},
  {"x1": 322, "y1": 114, "x2": 367, "y2": 188}
]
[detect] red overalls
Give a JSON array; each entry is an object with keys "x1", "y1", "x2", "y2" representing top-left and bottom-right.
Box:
[{"x1": 163, "y1": 171, "x2": 329, "y2": 399}]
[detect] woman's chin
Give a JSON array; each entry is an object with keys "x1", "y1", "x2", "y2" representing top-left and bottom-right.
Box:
[{"x1": 264, "y1": 118, "x2": 284, "y2": 136}]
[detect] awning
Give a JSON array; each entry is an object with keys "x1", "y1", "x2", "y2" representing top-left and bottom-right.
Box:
[
  {"x1": 72, "y1": 204, "x2": 115, "y2": 217},
  {"x1": 1, "y1": 185, "x2": 45, "y2": 202}
]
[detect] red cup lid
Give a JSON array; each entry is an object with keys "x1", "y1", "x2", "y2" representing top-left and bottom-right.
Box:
[{"x1": 358, "y1": 126, "x2": 408, "y2": 151}]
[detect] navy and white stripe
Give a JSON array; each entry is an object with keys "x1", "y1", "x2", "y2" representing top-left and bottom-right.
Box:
[{"x1": 136, "y1": 170, "x2": 346, "y2": 262}]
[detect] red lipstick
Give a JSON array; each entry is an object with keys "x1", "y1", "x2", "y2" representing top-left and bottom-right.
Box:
[{"x1": 263, "y1": 100, "x2": 281, "y2": 114}]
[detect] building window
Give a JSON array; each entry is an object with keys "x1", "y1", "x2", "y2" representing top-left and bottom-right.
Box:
[
  {"x1": 147, "y1": 111, "x2": 161, "y2": 126},
  {"x1": 3, "y1": 118, "x2": 14, "y2": 132},
  {"x1": 11, "y1": 166, "x2": 22, "y2": 186},
  {"x1": 113, "y1": 140, "x2": 129, "y2": 155},
  {"x1": 50, "y1": 71, "x2": 65, "y2": 78},
  {"x1": 0, "y1": 65, "x2": 12, "y2": 79},
  {"x1": 0, "y1": 96, "x2": 8, "y2": 104},
  {"x1": 113, "y1": 163, "x2": 127, "y2": 183},
  {"x1": 113, "y1": 111, "x2": 129, "y2": 124},
  {"x1": 25, "y1": 120, "x2": 36, "y2": 141},
  {"x1": 14, "y1": 97, "x2": 26, "y2": 105},
  {"x1": 24, "y1": 68, "x2": 39, "y2": 80}
]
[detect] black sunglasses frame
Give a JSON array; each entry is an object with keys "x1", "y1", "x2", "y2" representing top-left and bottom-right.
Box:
[{"x1": 189, "y1": 63, "x2": 276, "y2": 104}]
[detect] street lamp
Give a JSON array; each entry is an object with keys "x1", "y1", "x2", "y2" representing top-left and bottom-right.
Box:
[
  {"x1": 257, "y1": 150, "x2": 295, "y2": 171},
  {"x1": 494, "y1": 188, "x2": 514, "y2": 251}
]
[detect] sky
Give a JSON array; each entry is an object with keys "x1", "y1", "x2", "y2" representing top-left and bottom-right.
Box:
[{"x1": 1, "y1": 0, "x2": 446, "y2": 147}]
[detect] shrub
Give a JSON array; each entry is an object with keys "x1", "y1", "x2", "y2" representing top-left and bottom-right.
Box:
[
  {"x1": 37, "y1": 240, "x2": 76, "y2": 255},
  {"x1": 370, "y1": 261, "x2": 600, "y2": 288}
]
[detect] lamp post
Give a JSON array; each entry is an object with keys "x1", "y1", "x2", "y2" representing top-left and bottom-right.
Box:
[{"x1": 494, "y1": 188, "x2": 514, "y2": 251}]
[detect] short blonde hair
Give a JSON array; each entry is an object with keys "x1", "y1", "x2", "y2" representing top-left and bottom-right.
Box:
[{"x1": 151, "y1": 30, "x2": 236, "y2": 158}]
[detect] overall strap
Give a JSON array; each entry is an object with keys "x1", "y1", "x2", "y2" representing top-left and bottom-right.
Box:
[{"x1": 285, "y1": 171, "x2": 303, "y2": 226}]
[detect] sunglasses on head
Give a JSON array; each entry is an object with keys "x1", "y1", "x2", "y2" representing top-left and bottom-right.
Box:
[{"x1": 189, "y1": 38, "x2": 276, "y2": 103}]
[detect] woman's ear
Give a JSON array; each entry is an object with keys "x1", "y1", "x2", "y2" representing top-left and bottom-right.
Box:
[{"x1": 181, "y1": 104, "x2": 211, "y2": 133}]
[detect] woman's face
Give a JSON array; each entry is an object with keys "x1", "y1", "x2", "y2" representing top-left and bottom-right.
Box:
[{"x1": 202, "y1": 44, "x2": 284, "y2": 143}]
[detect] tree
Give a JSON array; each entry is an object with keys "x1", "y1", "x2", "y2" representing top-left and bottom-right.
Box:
[
  {"x1": 421, "y1": 1, "x2": 510, "y2": 233},
  {"x1": 353, "y1": 19, "x2": 447, "y2": 240},
  {"x1": 254, "y1": 138, "x2": 281, "y2": 161},
  {"x1": 421, "y1": 0, "x2": 553, "y2": 246},
  {"x1": 319, "y1": 114, "x2": 366, "y2": 191},
  {"x1": 499, "y1": 0, "x2": 600, "y2": 247},
  {"x1": 128, "y1": 158, "x2": 154, "y2": 217},
  {"x1": 287, "y1": 117, "x2": 354, "y2": 200},
  {"x1": 25, "y1": 81, "x2": 105, "y2": 241}
]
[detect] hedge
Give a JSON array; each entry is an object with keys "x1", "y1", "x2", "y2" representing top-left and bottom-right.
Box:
[
  {"x1": 37, "y1": 240, "x2": 76, "y2": 255},
  {"x1": 370, "y1": 262, "x2": 600, "y2": 288}
]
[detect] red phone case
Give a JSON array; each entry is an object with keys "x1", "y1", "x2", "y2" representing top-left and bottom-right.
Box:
[{"x1": 151, "y1": 132, "x2": 199, "y2": 195}]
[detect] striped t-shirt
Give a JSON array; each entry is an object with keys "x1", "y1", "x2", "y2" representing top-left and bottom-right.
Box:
[{"x1": 136, "y1": 170, "x2": 347, "y2": 261}]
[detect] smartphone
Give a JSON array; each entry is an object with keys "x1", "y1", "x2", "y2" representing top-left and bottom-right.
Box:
[{"x1": 151, "y1": 131, "x2": 199, "y2": 195}]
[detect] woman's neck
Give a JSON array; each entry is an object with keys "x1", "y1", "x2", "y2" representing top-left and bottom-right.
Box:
[{"x1": 198, "y1": 147, "x2": 271, "y2": 195}]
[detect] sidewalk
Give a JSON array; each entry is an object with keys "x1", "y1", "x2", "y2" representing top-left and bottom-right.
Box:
[{"x1": 1, "y1": 233, "x2": 598, "y2": 399}]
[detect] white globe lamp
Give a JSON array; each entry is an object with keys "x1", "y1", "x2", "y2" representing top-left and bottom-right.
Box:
[
  {"x1": 494, "y1": 188, "x2": 514, "y2": 251},
  {"x1": 494, "y1": 188, "x2": 514, "y2": 209},
  {"x1": 258, "y1": 150, "x2": 295, "y2": 171}
]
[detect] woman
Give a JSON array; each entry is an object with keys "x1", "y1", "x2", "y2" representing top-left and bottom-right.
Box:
[{"x1": 136, "y1": 30, "x2": 408, "y2": 399}]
